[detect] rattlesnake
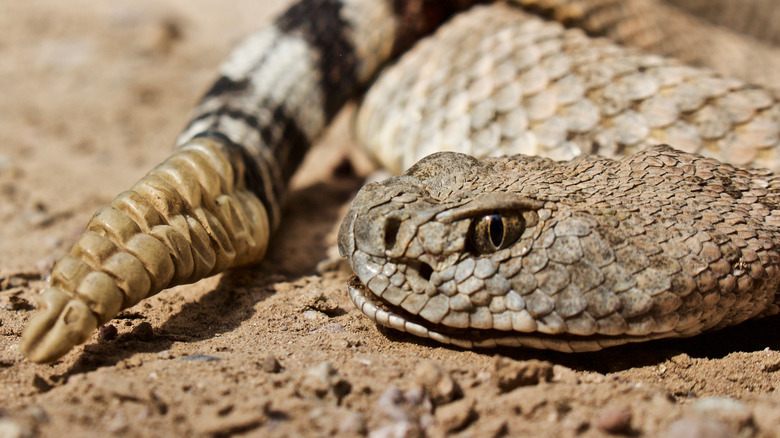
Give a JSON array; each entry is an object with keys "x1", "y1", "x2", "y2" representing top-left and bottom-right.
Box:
[{"x1": 20, "y1": 0, "x2": 780, "y2": 362}]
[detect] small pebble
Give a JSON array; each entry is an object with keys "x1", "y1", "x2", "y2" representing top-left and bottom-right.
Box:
[
  {"x1": 595, "y1": 407, "x2": 632, "y2": 434},
  {"x1": 303, "y1": 310, "x2": 327, "y2": 321},
  {"x1": 373, "y1": 387, "x2": 413, "y2": 423},
  {"x1": 370, "y1": 422, "x2": 420, "y2": 438},
  {"x1": 300, "y1": 362, "x2": 351, "y2": 401},
  {"x1": 691, "y1": 397, "x2": 755, "y2": 435},
  {"x1": 337, "y1": 411, "x2": 367, "y2": 435},
  {"x1": 31, "y1": 374, "x2": 53, "y2": 392},
  {"x1": 99, "y1": 324, "x2": 118, "y2": 341},
  {"x1": 133, "y1": 322, "x2": 154, "y2": 341},
  {"x1": 28, "y1": 406, "x2": 49, "y2": 424},
  {"x1": 370, "y1": 387, "x2": 425, "y2": 438},
  {"x1": 435, "y1": 397, "x2": 476, "y2": 433},
  {"x1": 413, "y1": 361, "x2": 461, "y2": 405},
  {"x1": 0, "y1": 418, "x2": 29, "y2": 438},
  {"x1": 260, "y1": 354, "x2": 282, "y2": 373},
  {"x1": 318, "y1": 323, "x2": 347, "y2": 333},
  {"x1": 665, "y1": 418, "x2": 732, "y2": 438},
  {"x1": 138, "y1": 18, "x2": 182, "y2": 55}
]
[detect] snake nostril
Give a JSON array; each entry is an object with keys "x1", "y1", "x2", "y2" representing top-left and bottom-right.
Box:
[
  {"x1": 419, "y1": 263, "x2": 433, "y2": 282},
  {"x1": 384, "y1": 217, "x2": 401, "y2": 251}
]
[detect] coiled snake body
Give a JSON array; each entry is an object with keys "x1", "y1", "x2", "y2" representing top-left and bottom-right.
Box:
[{"x1": 20, "y1": 0, "x2": 780, "y2": 362}]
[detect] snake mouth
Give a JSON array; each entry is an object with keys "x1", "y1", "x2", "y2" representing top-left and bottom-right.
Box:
[{"x1": 347, "y1": 276, "x2": 677, "y2": 353}]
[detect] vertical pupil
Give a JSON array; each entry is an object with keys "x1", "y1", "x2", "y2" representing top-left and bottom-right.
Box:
[{"x1": 488, "y1": 214, "x2": 504, "y2": 248}]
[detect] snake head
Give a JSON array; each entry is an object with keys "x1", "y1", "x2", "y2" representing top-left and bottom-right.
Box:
[
  {"x1": 338, "y1": 148, "x2": 780, "y2": 352},
  {"x1": 20, "y1": 287, "x2": 98, "y2": 363}
]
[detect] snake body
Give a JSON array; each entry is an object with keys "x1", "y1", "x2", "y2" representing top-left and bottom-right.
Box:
[{"x1": 20, "y1": 0, "x2": 780, "y2": 362}]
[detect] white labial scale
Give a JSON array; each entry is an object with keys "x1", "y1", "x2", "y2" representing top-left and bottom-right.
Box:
[{"x1": 352, "y1": 252, "x2": 381, "y2": 285}]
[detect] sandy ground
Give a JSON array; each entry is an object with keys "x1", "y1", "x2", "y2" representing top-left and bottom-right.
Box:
[{"x1": 2, "y1": 1, "x2": 780, "y2": 437}]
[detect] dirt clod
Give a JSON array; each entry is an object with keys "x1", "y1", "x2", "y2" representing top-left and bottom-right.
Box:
[
  {"x1": 665, "y1": 418, "x2": 732, "y2": 438},
  {"x1": 260, "y1": 354, "x2": 282, "y2": 373},
  {"x1": 98, "y1": 324, "x2": 118, "y2": 341},
  {"x1": 492, "y1": 356, "x2": 554, "y2": 392},
  {"x1": 299, "y1": 362, "x2": 352, "y2": 402},
  {"x1": 435, "y1": 396, "x2": 477, "y2": 433},
  {"x1": 132, "y1": 322, "x2": 155, "y2": 341},
  {"x1": 413, "y1": 361, "x2": 462, "y2": 405}
]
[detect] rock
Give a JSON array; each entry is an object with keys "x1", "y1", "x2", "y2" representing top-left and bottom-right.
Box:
[
  {"x1": 0, "y1": 419, "x2": 31, "y2": 438},
  {"x1": 99, "y1": 324, "x2": 118, "y2": 341},
  {"x1": 260, "y1": 354, "x2": 282, "y2": 373},
  {"x1": 299, "y1": 362, "x2": 351, "y2": 402},
  {"x1": 435, "y1": 397, "x2": 476, "y2": 433},
  {"x1": 370, "y1": 387, "x2": 426, "y2": 438},
  {"x1": 413, "y1": 361, "x2": 461, "y2": 405},
  {"x1": 595, "y1": 406, "x2": 632, "y2": 434},
  {"x1": 31, "y1": 375, "x2": 53, "y2": 392},
  {"x1": 665, "y1": 418, "x2": 732, "y2": 438},
  {"x1": 492, "y1": 356, "x2": 553, "y2": 393},
  {"x1": 337, "y1": 411, "x2": 367, "y2": 435},
  {"x1": 369, "y1": 422, "x2": 422, "y2": 438},
  {"x1": 132, "y1": 322, "x2": 155, "y2": 341},
  {"x1": 691, "y1": 397, "x2": 755, "y2": 436},
  {"x1": 373, "y1": 387, "x2": 414, "y2": 423}
]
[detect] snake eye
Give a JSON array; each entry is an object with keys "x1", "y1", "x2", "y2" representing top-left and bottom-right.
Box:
[{"x1": 469, "y1": 213, "x2": 525, "y2": 254}]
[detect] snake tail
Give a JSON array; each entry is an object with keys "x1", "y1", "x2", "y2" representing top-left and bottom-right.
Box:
[{"x1": 20, "y1": 137, "x2": 270, "y2": 363}]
